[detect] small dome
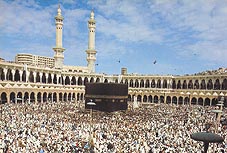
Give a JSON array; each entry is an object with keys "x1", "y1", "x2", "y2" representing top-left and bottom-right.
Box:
[
  {"x1": 57, "y1": 5, "x2": 62, "y2": 16},
  {"x1": 90, "y1": 10, "x2": 94, "y2": 19}
]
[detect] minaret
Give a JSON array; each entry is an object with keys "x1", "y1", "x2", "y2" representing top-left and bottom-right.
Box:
[
  {"x1": 53, "y1": 5, "x2": 65, "y2": 69},
  {"x1": 86, "y1": 10, "x2": 97, "y2": 73}
]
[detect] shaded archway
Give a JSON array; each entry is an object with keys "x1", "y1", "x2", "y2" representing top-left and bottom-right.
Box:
[
  {"x1": 15, "y1": 69, "x2": 20, "y2": 82},
  {"x1": 198, "y1": 97, "x2": 203, "y2": 106},
  {"x1": 204, "y1": 98, "x2": 210, "y2": 106},
  {"x1": 30, "y1": 92, "x2": 35, "y2": 103},
  {"x1": 37, "y1": 92, "x2": 42, "y2": 102},
  {"x1": 154, "y1": 95, "x2": 158, "y2": 103},
  {"x1": 1, "y1": 92, "x2": 7, "y2": 104},
  {"x1": 166, "y1": 96, "x2": 171, "y2": 104},
  {"x1": 178, "y1": 97, "x2": 183, "y2": 105},
  {"x1": 172, "y1": 96, "x2": 177, "y2": 105},
  {"x1": 191, "y1": 97, "x2": 197, "y2": 105},
  {"x1": 10, "y1": 92, "x2": 16, "y2": 103},
  {"x1": 43, "y1": 92, "x2": 47, "y2": 102}
]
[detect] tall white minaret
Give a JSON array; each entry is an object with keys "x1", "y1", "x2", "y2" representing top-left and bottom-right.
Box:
[
  {"x1": 53, "y1": 5, "x2": 65, "y2": 69},
  {"x1": 86, "y1": 10, "x2": 97, "y2": 73}
]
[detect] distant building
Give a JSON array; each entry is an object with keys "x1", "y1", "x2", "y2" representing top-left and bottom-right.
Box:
[{"x1": 15, "y1": 53, "x2": 55, "y2": 68}]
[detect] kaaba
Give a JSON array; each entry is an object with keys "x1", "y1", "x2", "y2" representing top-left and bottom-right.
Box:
[{"x1": 85, "y1": 83, "x2": 128, "y2": 112}]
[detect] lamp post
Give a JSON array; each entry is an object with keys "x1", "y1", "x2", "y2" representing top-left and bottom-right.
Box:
[{"x1": 87, "y1": 99, "x2": 96, "y2": 150}]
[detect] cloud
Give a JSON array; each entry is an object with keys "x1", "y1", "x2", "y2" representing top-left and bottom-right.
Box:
[
  {"x1": 88, "y1": 0, "x2": 164, "y2": 43},
  {"x1": 147, "y1": 0, "x2": 227, "y2": 62},
  {"x1": 0, "y1": 0, "x2": 55, "y2": 38}
]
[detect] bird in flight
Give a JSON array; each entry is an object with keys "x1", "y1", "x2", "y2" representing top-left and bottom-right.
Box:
[{"x1": 153, "y1": 60, "x2": 157, "y2": 64}]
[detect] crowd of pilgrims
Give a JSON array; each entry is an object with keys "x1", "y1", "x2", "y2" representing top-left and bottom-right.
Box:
[{"x1": 0, "y1": 100, "x2": 227, "y2": 153}]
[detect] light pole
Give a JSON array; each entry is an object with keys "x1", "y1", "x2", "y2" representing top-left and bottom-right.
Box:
[{"x1": 87, "y1": 99, "x2": 96, "y2": 150}]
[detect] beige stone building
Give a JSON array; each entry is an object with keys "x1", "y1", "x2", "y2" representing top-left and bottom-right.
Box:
[{"x1": 0, "y1": 6, "x2": 227, "y2": 108}]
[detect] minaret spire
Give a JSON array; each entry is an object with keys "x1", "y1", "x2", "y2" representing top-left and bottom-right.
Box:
[
  {"x1": 86, "y1": 10, "x2": 97, "y2": 73},
  {"x1": 53, "y1": 4, "x2": 65, "y2": 69}
]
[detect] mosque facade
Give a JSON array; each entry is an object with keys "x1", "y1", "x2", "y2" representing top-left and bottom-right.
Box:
[{"x1": 0, "y1": 6, "x2": 227, "y2": 107}]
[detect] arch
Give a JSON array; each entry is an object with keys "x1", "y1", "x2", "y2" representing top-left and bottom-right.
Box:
[
  {"x1": 1, "y1": 92, "x2": 7, "y2": 104},
  {"x1": 221, "y1": 79, "x2": 227, "y2": 90},
  {"x1": 29, "y1": 71, "x2": 34, "y2": 83},
  {"x1": 188, "y1": 80, "x2": 193, "y2": 89},
  {"x1": 0, "y1": 68, "x2": 5, "y2": 80},
  {"x1": 78, "y1": 77, "x2": 83, "y2": 85},
  {"x1": 96, "y1": 78, "x2": 100, "y2": 83},
  {"x1": 157, "y1": 79, "x2": 161, "y2": 88},
  {"x1": 36, "y1": 72, "x2": 40, "y2": 83},
  {"x1": 59, "y1": 93, "x2": 63, "y2": 102},
  {"x1": 53, "y1": 92, "x2": 57, "y2": 102},
  {"x1": 143, "y1": 95, "x2": 147, "y2": 102},
  {"x1": 182, "y1": 80, "x2": 187, "y2": 89},
  {"x1": 80, "y1": 93, "x2": 84, "y2": 100},
  {"x1": 125, "y1": 79, "x2": 128, "y2": 85},
  {"x1": 30, "y1": 92, "x2": 35, "y2": 102},
  {"x1": 115, "y1": 79, "x2": 118, "y2": 83},
  {"x1": 172, "y1": 96, "x2": 177, "y2": 105},
  {"x1": 137, "y1": 95, "x2": 142, "y2": 102},
  {"x1": 77, "y1": 93, "x2": 80, "y2": 101},
  {"x1": 17, "y1": 92, "x2": 23, "y2": 103},
  {"x1": 22, "y1": 70, "x2": 26, "y2": 82},
  {"x1": 154, "y1": 95, "x2": 158, "y2": 103},
  {"x1": 65, "y1": 76, "x2": 70, "y2": 85},
  {"x1": 10, "y1": 92, "x2": 16, "y2": 103},
  {"x1": 48, "y1": 93, "x2": 52, "y2": 102},
  {"x1": 160, "y1": 95, "x2": 164, "y2": 103},
  {"x1": 104, "y1": 79, "x2": 108, "y2": 83},
  {"x1": 200, "y1": 79, "x2": 206, "y2": 89},
  {"x1": 211, "y1": 98, "x2": 218, "y2": 106},
  {"x1": 207, "y1": 79, "x2": 213, "y2": 90},
  {"x1": 151, "y1": 79, "x2": 155, "y2": 88},
  {"x1": 71, "y1": 76, "x2": 76, "y2": 85},
  {"x1": 214, "y1": 79, "x2": 220, "y2": 90},
  {"x1": 42, "y1": 73, "x2": 46, "y2": 83},
  {"x1": 68, "y1": 93, "x2": 72, "y2": 101},
  {"x1": 37, "y1": 92, "x2": 41, "y2": 102},
  {"x1": 15, "y1": 69, "x2": 20, "y2": 81},
  {"x1": 191, "y1": 97, "x2": 197, "y2": 105},
  {"x1": 72, "y1": 93, "x2": 76, "y2": 100},
  {"x1": 6, "y1": 69, "x2": 13, "y2": 81},
  {"x1": 24, "y1": 92, "x2": 29, "y2": 102},
  {"x1": 204, "y1": 98, "x2": 210, "y2": 106},
  {"x1": 177, "y1": 80, "x2": 181, "y2": 89},
  {"x1": 90, "y1": 77, "x2": 94, "y2": 83},
  {"x1": 120, "y1": 79, "x2": 124, "y2": 84},
  {"x1": 135, "y1": 79, "x2": 139, "y2": 88},
  {"x1": 198, "y1": 97, "x2": 203, "y2": 106},
  {"x1": 43, "y1": 92, "x2": 47, "y2": 102},
  {"x1": 163, "y1": 79, "x2": 167, "y2": 88},
  {"x1": 64, "y1": 93, "x2": 67, "y2": 102},
  {"x1": 178, "y1": 96, "x2": 183, "y2": 105},
  {"x1": 140, "y1": 80, "x2": 144, "y2": 88},
  {"x1": 166, "y1": 96, "x2": 171, "y2": 104},
  {"x1": 53, "y1": 74, "x2": 57, "y2": 84},
  {"x1": 145, "y1": 79, "x2": 150, "y2": 88},
  {"x1": 129, "y1": 79, "x2": 133, "y2": 87},
  {"x1": 194, "y1": 80, "x2": 199, "y2": 89},
  {"x1": 47, "y1": 73, "x2": 52, "y2": 84},
  {"x1": 184, "y1": 97, "x2": 189, "y2": 105},
  {"x1": 148, "y1": 95, "x2": 152, "y2": 102},
  {"x1": 58, "y1": 76, "x2": 63, "y2": 85},
  {"x1": 84, "y1": 77, "x2": 89, "y2": 85},
  {"x1": 172, "y1": 80, "x2": 176, "y2": 89}
]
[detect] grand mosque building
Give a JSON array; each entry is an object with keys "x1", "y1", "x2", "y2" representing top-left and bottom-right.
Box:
[{"x1": 0, "y1": 6, "x2": 227, "y2": 107}]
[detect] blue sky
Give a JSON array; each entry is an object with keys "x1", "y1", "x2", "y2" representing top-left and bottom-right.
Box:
[{"x1": 1, "y1": 0, "x2": 227, "y2": 75}]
